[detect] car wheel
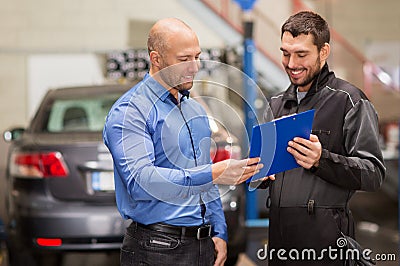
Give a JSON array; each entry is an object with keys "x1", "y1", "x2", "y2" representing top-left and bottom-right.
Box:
[
  {"x1": 7, "y1": 243, "x2": 36, "y2": 266},
  {"x1": 0, "y1": 240, "x2": 9, "y2": 266},
  {"x1": 34, "y1": 252, "x2": 63, "y2": 266},
  {"x1": 225, "y1": 255, "x2": 238, "y2": 266}
]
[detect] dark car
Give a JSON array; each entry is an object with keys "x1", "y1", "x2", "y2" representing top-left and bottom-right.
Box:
[{"x1": 3, "y1": 84, "x2": 246, "y2": 266}]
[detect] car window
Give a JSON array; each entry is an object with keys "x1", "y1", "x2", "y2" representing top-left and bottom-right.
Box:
[{"x1": 46, "y1": 94, "x2": 120, "y2": 132}]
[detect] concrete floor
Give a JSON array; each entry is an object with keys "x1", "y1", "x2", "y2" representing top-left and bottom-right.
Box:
[
  {"x1": 0, "y1": 191, "x2": 398, "y2": 266},
  {"x1": 242, "y1": 189, "x2": 399, "y2": 266},
  {"x1": 0, "y1": 166, "x2": 398, "y2": 266}
]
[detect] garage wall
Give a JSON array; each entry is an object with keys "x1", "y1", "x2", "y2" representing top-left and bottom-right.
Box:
[
  {"x1": 27, "y1": 54, "x2": 106, "y2": 117},
  {"x1": 0, "y1": 0, "x2": 224, "y2": 132},
  {"x1": 0, "y1": 54, "x2": 26, "y2": 130},
  {"x1": 0, "y1": 0, "x2": 231, "y2": 182}
]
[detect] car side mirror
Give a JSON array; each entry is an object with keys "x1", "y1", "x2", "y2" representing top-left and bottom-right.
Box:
[{"x1": 3, "y1": 127, "x2": 25, "y2": 142}]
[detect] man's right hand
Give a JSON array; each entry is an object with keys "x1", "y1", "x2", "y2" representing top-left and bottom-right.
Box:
[{"x1": 211, "y1": 158, "x2": 263, "y2": 185}]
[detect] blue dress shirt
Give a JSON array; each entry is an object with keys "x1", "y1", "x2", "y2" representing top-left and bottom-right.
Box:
[{"x1": 103, "y1": 74, "x2": 227, "y2": 241}]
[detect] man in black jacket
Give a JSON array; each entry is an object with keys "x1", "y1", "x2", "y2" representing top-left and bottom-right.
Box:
[{"x1": 260, "y1": 11, "x2": 385, "y2": 265}]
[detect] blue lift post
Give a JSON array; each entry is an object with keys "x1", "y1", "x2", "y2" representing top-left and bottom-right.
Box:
[
  {"x1": 243, "y1": 22, "x2": 258, "y2": 220},
  {"x1": 234, "y1": 0, "x2": 259, "y2": 221}
]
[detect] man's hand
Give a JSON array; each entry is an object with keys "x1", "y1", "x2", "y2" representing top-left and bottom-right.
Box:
[
  {"x1": 211, "y1": 158, "x2": 263, "y2": 185},
  {"x1": 254, "y1": 174, "x2": 276, "y2": 182},
  {"x1": 212, "y1": 237, "x2": 227, "y2": 266},
  {"x1": 287, "y1": 134, "x2": 322, "y2": 169},
  {"x1": 248, "y1": 174, "x2": 275, "y2": 189}
]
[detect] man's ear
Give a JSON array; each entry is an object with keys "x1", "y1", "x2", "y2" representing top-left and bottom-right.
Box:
[
  {"x1": 320, "y1": 43, "x2": 330, "y2": 61},
  {"x1": 149, "y1": 50, "x2": 161, "y2": 68}
]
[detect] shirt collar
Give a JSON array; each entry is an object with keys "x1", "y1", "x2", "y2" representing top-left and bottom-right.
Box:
[
  {"x1": 143, "y1": 73, "x2": 191, "y2": 105},
  {"x1": 143, "y1": 73, "x2": 170, "y2": 102}
]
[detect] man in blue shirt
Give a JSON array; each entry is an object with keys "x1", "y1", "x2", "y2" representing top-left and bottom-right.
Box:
[{"x1": 103, "y1": 18, "x2": 262, "y2": 266}]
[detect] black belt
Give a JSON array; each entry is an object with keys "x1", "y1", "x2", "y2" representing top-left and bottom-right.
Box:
[{"x1": 134, "y1": 222, "x2": 212, "y2": 240}]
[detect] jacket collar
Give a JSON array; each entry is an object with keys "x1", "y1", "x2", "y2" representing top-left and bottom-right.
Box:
[{"x1": 282, "y1": 63, "x2": 334, "y2": 104}]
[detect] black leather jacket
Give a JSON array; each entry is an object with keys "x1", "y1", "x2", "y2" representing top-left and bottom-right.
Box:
[{"x1": 264, "y1": 63, "x2": 386, "y2": 209}]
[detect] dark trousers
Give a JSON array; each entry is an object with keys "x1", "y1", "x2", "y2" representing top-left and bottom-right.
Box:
[
  {"x1": 268, "y1": 206, "x2": 351, "y2": 266},
  {"x1": 121, "y1": 222, "x2": 215, "y2": 266}
]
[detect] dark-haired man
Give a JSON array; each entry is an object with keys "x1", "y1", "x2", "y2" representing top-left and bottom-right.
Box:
[{"x1": 260, "y1": 11, "x2": 385, "y2": 265}]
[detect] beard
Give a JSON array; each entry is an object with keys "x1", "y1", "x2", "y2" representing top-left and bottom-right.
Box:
[
  {"x1": 158, "y1": 61, "x2": 194, "y2": 91},
  {"x1": 287, "y1": 56, "x2": 322, "y2": 88}
]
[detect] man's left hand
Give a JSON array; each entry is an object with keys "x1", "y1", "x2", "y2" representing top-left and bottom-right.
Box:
[
  {"x1": 287, "y1": 134, "x2": 322, "y2": 169},
  {"x1": 212, "y1": 236, "x2": 227, "y2": 266}
]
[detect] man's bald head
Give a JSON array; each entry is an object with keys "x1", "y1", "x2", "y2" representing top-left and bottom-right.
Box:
[
  {"x1": 147, "y1": 18, "x2": 194, "y2": 55},
  {"x1": 147, "y1": 18, "x2": 201, "y2": 93}
]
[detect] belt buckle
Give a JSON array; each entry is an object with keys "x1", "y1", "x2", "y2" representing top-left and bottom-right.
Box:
[{"x1": 196, "y1": 224, "x2": 211, "y2": 240}]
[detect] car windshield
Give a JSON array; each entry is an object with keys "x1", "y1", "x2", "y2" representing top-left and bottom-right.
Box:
[{"x1": 46, "y1": 94, "x2": 121, "y2": 132}]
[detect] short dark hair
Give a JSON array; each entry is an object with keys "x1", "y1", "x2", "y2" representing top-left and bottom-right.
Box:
[{"x1": 281, "y1": 11, "x2": 330, "y2": 51}]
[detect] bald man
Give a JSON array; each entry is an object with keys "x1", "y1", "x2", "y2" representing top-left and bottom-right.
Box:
[{"x1": 104, "y1": 18, "x2": 262, "y2": 266}]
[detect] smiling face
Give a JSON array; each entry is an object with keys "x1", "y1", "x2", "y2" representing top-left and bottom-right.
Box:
[
  {"x1": 157, "y1": 31, "x2": 201, "y2": 92},
  {"x1": 280, "y1": 31, "x2": 330, "y2": 92}
]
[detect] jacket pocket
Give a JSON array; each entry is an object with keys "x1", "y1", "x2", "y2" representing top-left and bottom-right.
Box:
[{"x1": 312, "y1": 129, "x2": 331, "y2": 149}]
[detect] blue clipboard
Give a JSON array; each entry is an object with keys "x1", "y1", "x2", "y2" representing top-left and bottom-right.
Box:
[{"x1": 248, "y1": 109, "x2": 315, "y2": 182}]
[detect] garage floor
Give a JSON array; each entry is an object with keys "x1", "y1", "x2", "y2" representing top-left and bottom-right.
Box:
[
  {"x1": 0, "y1": 183, "x2": 398, "y2": 266},
  {"x1": 241, "y1": 189, "x2": 398, "y2": 266}
]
